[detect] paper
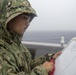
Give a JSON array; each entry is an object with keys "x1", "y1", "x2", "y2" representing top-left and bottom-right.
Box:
[{"x1": 54, "y1": 39, "x2": 76, "y2": 75}]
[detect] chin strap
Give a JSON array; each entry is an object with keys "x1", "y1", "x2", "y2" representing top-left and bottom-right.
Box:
[{"x1": 48, "y1": 59, "x2": 55, "y2": 75}]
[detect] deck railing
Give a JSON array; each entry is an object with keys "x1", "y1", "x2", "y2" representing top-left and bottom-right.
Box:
[{"x1": 22, "y1": 41, "x2": 66, "y2": 58}]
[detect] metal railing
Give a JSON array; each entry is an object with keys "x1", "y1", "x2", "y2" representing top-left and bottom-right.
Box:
[{"x1": 22, "y1": 41, "x2": 66, "y2": 57}]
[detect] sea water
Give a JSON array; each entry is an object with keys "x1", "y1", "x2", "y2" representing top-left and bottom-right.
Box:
[{"x1": 22, "y1": 31, "x2": 76, "y2": 44}]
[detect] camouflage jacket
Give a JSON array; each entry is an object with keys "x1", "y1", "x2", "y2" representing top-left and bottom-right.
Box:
[
  {"x1": 0, "y1": 0, "x2": 52, "y2": 75},
  {"x1": 0, "y1": 31, "x2": 49, "y2": 75}
]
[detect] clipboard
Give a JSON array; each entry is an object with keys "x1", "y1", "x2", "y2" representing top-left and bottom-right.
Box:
[{"x1": 54, "y1": 37, "x2": 76, "y2": 75}]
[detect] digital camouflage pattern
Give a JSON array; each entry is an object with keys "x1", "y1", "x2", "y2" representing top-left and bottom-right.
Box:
[{"x1": 0, "y1": 0, "x2": 52, "y2": 75}]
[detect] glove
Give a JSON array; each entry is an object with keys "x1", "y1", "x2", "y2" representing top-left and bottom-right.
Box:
[{"x1": 48, "y1": 59, "x2": 55, "y2": 75}]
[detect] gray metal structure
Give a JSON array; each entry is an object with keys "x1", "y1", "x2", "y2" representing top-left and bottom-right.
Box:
[{"x1": 22, "y1": 41, "x2": 66, "y2": 58}]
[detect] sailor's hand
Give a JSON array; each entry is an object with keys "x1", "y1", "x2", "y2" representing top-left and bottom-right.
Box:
[
  {"x1": 43, "y1": 61, "x2": 54, "y2": 72},
  {"x1": 52, "y1": 51, "x2": 62, "y2": 60}
]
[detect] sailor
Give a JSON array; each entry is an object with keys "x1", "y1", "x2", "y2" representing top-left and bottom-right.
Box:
[{"x1": 0, "y1": 0, "x2": 61, "y2": 75}]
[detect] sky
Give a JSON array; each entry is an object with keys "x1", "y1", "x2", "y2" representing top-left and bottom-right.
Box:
[
  {"x1": 0, "y1": 0, "x2": 76, "y2": 31},
  {"x1": 26, "y1": 0, "x2": 76, "y2": 31}
]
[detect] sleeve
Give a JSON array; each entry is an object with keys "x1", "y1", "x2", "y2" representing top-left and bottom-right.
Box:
[
  {"x1": 0, "y1": 41, "x2": 52, "y2": 75},
  {"x1": 31, "y1": 54, "x2": 53, "y2": 69},
  {"x1": 0, "y1": 58, "x2": 48, "y2": 75},
  {"x1": 22, "y1": 44, "x2": 53, "y2": 69},
  {"x1": 0, "y1": 50, "x2": 48, "y2": 75}
]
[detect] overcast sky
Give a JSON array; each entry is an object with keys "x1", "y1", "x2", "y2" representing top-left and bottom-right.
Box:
[
  {"x1": 26, "y1": 0, "x2": 76, "y2": 31},
  {"x1": 0, "y1": 0, "x2": 76, "y2": 31}
]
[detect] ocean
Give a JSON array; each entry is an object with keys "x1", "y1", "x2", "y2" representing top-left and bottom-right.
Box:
[{"x1": 22, "y1": 31, "x2": 76, "y2": 44}]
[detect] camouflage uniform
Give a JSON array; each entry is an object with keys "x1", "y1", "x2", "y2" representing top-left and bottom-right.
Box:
[{"x1": 0, "y1": 0, "x2": 52, "y2": 75}]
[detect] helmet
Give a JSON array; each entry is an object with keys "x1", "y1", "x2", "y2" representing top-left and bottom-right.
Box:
[{"x1": 0, "y1": 0, "x2": 37, "y2": 25}]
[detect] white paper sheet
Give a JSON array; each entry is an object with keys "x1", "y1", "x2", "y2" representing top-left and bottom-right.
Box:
[{"x1": 54, "y1": 39, "x2": 76, "y2": 75}]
